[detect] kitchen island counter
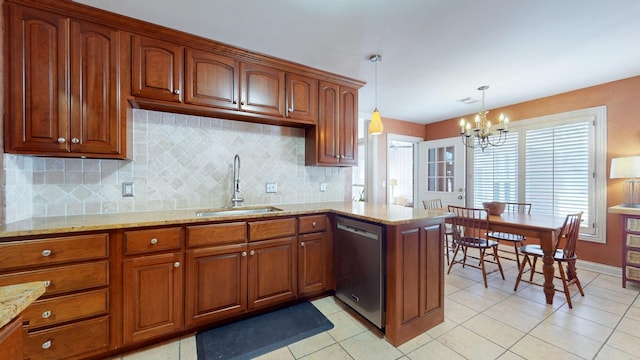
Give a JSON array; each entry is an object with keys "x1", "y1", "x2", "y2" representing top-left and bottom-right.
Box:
[{"x1": 0, "y1": 201, "x2": 450, "y2": 238}]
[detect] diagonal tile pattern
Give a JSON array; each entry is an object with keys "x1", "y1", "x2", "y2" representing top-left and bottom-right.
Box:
[{"x1": 111, "y1": 259, "x2": 640, "y2": 360}]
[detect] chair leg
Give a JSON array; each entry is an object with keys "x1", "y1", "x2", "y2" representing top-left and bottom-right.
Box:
[
  {"x1": 447, "y1": 244, "x2": 462, "y2": 275},
  {"x1": 444, "y1": 233, "x2": 450, "y2": 265},
  {"x1": 512, "y1": 241, "x2": 522, "y2": 269},
  {"x1": 514, "y1": 253, "x2": 529, "y2": 291},
  {"x1": 568, "y1": 260, "x2": 585, "y2": 296},
  {"x1": 529, "y1": 256, "x2": 537, "y2": 282},
  {"x1": 492, "y1": 245, "x2": 505, "y2": 280},
  {"x1": 557, "y1": 260, "x2": 573, "y2": 309},
  {"x1": 479, "y1": 248, "x2": 488, "y2": 288}
]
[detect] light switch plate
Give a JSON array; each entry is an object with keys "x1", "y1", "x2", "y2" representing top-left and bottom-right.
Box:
[
  {"x1": 320, "y1": 182, "x2": 327, "y2": 192},
  {"x1": 122, "y1": 182, "x2": 135, "y2": 197},
  {"x1": 266, "y1": 182, "x2": 277, "y2": 193}
]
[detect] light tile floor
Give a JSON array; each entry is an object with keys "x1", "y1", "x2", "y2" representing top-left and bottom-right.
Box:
[{"x1": 112, "y1": 255, "x2": 640, "y2": 360}]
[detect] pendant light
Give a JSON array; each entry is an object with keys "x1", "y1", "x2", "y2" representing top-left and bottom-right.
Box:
[{"x1": 369, "y1": 54, "x2": 383, "y2": 135}]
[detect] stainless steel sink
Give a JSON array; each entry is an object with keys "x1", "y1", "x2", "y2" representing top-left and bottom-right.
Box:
[{"x1": 195, "y1": 206, "x2": 283, "y2": 217}]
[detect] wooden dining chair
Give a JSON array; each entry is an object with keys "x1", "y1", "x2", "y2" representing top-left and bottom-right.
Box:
[
  {"x1": 487, "y1": 202, "x2": 532, "y2": 269},
  {"x1": 423, "y1": 199, "x2": 454, "y2": 265},
  {"x1": 514, "y1": 212, "x2": 584, "y2": 308},
  {"x1": 447, "y1": 205, "x2": 505, "y2": 288}
]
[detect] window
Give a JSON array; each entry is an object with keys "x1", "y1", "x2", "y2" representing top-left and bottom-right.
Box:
[{"x1": 470, "y1": 106, "x2": 607, "y2": 243}]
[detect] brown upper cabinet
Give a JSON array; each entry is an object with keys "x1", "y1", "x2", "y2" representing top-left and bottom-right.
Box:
[
  {"x1": 239, "y1": 62, "x2": 285, "y2": 117},
  {"x1": 305, "y1": 81, "x2": 358, "y2": 166},
  {"x1": 286, "y1": 73, "x2": 318, "y2": 125},
  {"x1": 131, "y1": 35, "x2": 183, "y2": 103},
  {"x1": 5, "y1": 4, "x2": 125, "y2": 158},
  {"x1": 185, "y1": 49, "x2": 239, "y2": 110}
]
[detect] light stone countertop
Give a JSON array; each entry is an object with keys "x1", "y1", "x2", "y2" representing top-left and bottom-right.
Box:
[
  {"x1": 0, "y1": 281, "x2": 47, "y2": 328},
  {"x1": 0, "y1": 201, "x2": 451, "y2": 238}
]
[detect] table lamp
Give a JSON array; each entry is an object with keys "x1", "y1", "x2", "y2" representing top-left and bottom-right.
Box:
[{"x1": 610, "y1": 156, "x2": 640, "y2": 208}]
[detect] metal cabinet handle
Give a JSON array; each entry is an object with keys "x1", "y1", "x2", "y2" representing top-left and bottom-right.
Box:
[
  {"x1": 42, "y1": 310, "x2": 52, "y2": 319},
  {"x1": 335, "y1": 155, "x2": 340, "y2": 158},
  {"x1": 42, "y1": 249, "x2": 52, "y2": 257},
  {"x1": 312, "y1": 221, "x2": 317, "y2": 228},
  {"x1": 44, "y1": 280, "x2": 51, "y2": 287},
  {"x1": 71, "y1": 138, "x2": 80, "y2": 144},
  {"x1": 173, "y1": 262, "x2": 180, "y2": 268},
  {"x1": 150, "y1": 238, "x2": 158, "y2": 245},
  {"x1": 57, "y1": 137, "x2": 66, "y2": 144},
  {"x1": 242, "y1": 251, "x2": 247, "y2": 257},
  {"x1": 173, "y1": 89, "x2": 181, "y2": 95},
  {"x1": 301, "y1": 242, "x2": 305, "y2": 247},
  {"x1": 250, "y1": 250, "x2": 255, "y2": 256},
  {"x1": 42, "y1": 340, "x2": 52, "y2": 350}
]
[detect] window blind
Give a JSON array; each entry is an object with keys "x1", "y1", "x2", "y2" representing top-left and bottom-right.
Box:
[{"x1": 472, "y1": 134, "x2": 519, "y2": 208}]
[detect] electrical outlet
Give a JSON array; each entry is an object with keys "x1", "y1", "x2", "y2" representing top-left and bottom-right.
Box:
[
  {"x1": 122, "y1": 182, "x2": 135, "y2": 197},
  {"x1": 320, "y1": 182, "x2": 327, "y2": 192},
  {"x1": 266, "y1": 182, "x2": 277, "y2": 193}
]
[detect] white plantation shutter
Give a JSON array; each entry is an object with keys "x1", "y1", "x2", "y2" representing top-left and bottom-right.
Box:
[
  {"x1": 525, "y1": 122, "x2": 590, "y2": 226},
  {"x1": 473, "y1": 134, "x2": 518, "y2": 208},
  {"x1": 470, "y1": 106, "x2": 606, "y2": 243}
]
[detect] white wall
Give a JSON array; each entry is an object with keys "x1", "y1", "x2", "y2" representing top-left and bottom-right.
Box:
[{"x1": 3, "y1": 110, "x2": 349, "y2": 223}]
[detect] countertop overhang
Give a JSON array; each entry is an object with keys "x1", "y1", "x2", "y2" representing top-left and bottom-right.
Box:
[
  {"x1": 0, "y1": 201, "x2": 452, "y2": 238},
  {"x1": 0, "y1": 282, "x2": 47, "y2": 328}
]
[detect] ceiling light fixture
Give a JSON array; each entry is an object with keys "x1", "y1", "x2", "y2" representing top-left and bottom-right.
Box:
[
  {"x1": 369, "y1": 54, "x2": 383, "y2": 135},
  {"x1": 458, "y1": 85, "x2": 509, "y2": 151}
]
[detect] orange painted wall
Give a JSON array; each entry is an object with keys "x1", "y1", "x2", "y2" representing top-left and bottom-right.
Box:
[{"x1": 424, "y1": 75, "x2": 640, "y2": 267}]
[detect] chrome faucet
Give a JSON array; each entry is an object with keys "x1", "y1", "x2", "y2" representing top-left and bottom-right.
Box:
[{"x1": 230, "y1": 154, "x2": 244, "y2": 207}]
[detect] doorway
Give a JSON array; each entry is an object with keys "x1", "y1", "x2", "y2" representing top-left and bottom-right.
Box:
[
  {"x1": 387, "y1": 134, "x2": 422, "y2": 207},
  {"x1": 417, "y1": 137, "x2": 466, "y2": 208}
]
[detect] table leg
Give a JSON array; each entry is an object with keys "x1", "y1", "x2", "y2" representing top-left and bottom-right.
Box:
[{"x1": 539, "y1": 231, "x2": 555, "y2": 305}]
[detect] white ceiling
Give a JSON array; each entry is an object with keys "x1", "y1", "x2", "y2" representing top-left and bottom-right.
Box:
[{"x1": 74, "y1": 0, "x2": 640, "y2": 124}]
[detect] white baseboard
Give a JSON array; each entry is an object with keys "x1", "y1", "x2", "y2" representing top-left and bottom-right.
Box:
[{"x1": 576, "y1": 260, "x2": 621, "y2": 277}]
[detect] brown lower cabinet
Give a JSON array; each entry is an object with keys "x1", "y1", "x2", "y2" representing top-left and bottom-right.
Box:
[{"x1": 123, "y1": 252, "x2": 184, "y2": 344}]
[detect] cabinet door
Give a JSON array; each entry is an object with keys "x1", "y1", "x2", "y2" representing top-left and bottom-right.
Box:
[
  {"x1": 240, "y1": 62, "x2": 285, "y2": 117},
  {"x1": 286, "y1": 73, "x2": 317, "y2": 124},
  {"x1": 247, "y1": 237, "x2": 297, "y2": 310},
  {"x1": 185, "y1": 49, "x2": 239, "y2": 110},
  {"x1": 6, "y1": 5, "x2": 70, "y2": 153},
  {"x1": 298, "y1": 232, "x2": 327, "y2": 295},
  {"x1": 69, "y1": 20, "x2": 121, "y2": 154},
  {"x1": 185, "y1": 244, "x2": 247, "y2": 327},
  {"x1": 131, "y1": 35, "x2": 183, "y2": 102},
  {"x1": 123, "y1": 252, "x2": 183, "y2": 344},
  {"x1": 317, "y1": 81, "x2": 340, "y2": 164},
  {"x1": 338, "y1": 86, "x2": 358, "y2": 165}
]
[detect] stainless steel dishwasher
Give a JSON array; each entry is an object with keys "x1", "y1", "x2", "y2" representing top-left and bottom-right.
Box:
[{"x1": 335, "y1": 216, "x2": 385, "y2": 329}]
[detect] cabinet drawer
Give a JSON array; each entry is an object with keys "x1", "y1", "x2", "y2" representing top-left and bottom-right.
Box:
[
  {"x1": 298, "y1": 215, "x2": 326, "y2": 234},
  {"x1": 627, "y1": 218, "x2": 640, "y2": 233},
  {"x1": 23, "y1": 289, "x2": 108, "y2": 329},
  {"x1": 24, "y1": 316, "x2": 109, "y2": 360},
  {"x1": 248, "y1": 218, "x2": 296, "y2": 241},
  {"x1": 124, "y1": 227, "x2": 182, "y2": 255},
  {"x1": 0, "y1": 261, "x2": 108, "y2": 296},
  {"x1": 627, "y1": 250, "x2": 640, "y2": 266},
  {"x1": 0, "y1": 233, "x2": 108, "y2": 270},
  {"x1": 187, "y1": 222, "x2": 246, "y2": 248},
  {"x1": 627, "y1": 233, "x2": 640, "y2": 249},
  {"x1": 627, "y1": 266, "x2": 640, "y2": 281}
]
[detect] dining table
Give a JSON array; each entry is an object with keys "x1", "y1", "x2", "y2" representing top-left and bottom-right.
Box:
[{"x1": 486, "y1": 211, "x2": 568, "y2": 305}]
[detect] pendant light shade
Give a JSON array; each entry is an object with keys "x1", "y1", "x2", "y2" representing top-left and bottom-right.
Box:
[
  {"x1": 369, "y1": 108, "x2": 383, "y2": 135},
  {"x1": 369, "y1": 54, "x2": 383, "y2": 135}
]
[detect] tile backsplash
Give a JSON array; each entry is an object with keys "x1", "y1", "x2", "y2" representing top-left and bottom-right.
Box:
[{"x1": 4, "y1": 110, "x2": 350, "y2": 223}]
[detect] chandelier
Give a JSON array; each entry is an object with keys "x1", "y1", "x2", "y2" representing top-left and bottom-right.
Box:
[{"x1": 458, "y1": 85, "x2": 509, "y2": 151}]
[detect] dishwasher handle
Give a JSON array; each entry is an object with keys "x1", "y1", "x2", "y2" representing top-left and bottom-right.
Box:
[{"x1": 337, "y1": 223, "x2": 379, "y2": 240}]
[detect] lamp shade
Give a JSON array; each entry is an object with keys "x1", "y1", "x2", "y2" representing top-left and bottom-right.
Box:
[
  {"x1": 610, "y1": 156, "x2": 640, "y2": 179},
  {"x1": 369, "y1": 109, "x2": 383, "y2": 135}
]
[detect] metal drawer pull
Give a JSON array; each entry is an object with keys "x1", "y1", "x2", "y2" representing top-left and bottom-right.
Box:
[
  {"x1": 42, "y1": 340, "x2": 52, "y2": 350},
  {"x1": 301, "y1": 242, "x2": 305, "y2": 247},
  {"x1": 71, "y1": 138, "x2": 80, "y2": 144},
  {"x1": 242, "y1": 251, "x2": 247, "y2": 257},
  {"x1": 150, "y1": 238, "x2": 158, "y2": 245},
  {"x1": 42, "y1": 310, "x2": 51, "y2": 319},
  {"x1": 41, "y1": 249, "x2": 52, "y2": 257},
  {"x1": 43, "y1": 280, "x2": 51, "y2": 287},
  {"x1": 312, "y1": 221, "x2": 317, "y2": 227},
  {"x1": 57, "y1": 137, "x2": 66, "y2": 144},
  {"x1": 250, "y1": 250, "x2": 255, "y2": 256},
  {"x1": 173, "y1": 262, "x2": 180, "y2": 268}
]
